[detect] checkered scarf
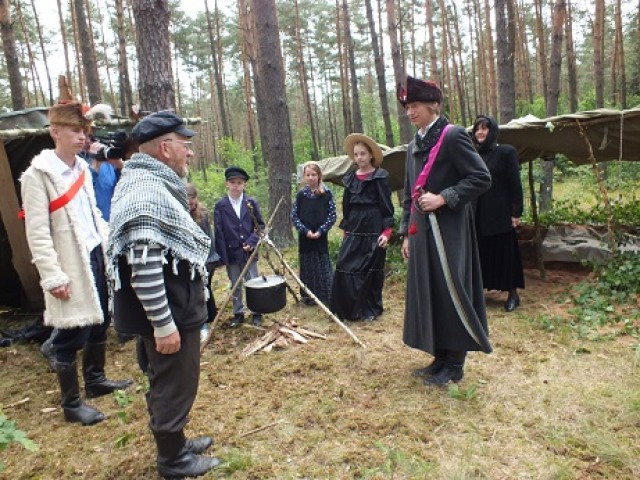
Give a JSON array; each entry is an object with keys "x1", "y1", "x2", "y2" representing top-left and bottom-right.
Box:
[{"x1": 107, "y1": 153, "x2": 210, "y2": 284}]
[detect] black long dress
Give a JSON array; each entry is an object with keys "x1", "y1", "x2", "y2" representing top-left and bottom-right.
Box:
[
  {"x1": 330, "y1": 168, "x2": 394, "y2": 320},
  {"x1": 291, "y1": 185, "x2": 337, "y2": 304},
  {"x1": 473, "y1": 115, "x2": 525, "y2": 292}
]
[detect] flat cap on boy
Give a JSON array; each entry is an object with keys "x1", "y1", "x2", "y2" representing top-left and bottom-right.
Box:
[{"x1": 224, "y1": 166, "x2": 250, "y2": 181}]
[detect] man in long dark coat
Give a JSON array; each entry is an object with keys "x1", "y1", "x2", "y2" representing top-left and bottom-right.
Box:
[{"x1": 397, "y1": 76, "x2": 492, "y2": 386}]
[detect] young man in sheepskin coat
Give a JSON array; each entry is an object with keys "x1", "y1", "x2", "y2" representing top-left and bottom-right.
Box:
[{"x1": 21, "y1": 101, "x2": 131, "y2": 426}]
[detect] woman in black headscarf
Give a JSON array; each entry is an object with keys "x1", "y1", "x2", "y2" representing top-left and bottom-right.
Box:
[{"x1": 472, "y1": 115, "x2": 525, "y2": 312}]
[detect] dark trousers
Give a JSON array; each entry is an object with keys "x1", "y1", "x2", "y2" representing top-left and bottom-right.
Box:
[
  {"x1": 53, "y1": 246, "x2": 110, "y2": 364},
  {"x1": 142, "y1": 328, "x2": 200, "y2": 434}
]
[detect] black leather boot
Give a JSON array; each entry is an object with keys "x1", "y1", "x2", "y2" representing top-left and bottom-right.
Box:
[
  {"x1": 83, "y1": 342, "x2": 133, "y2": 398},
  {"x1": 424, "y1": 351, "x2": 466, "y2": 386},
  {"x1": 56, "y1": 362, "x2": 105, "y2": 426},
  {"x1": 412, "y1": 350, "x2": 446, "y2": 378},
  {"x1": 154, "y1": 431, "x2": 220, "y2": 479},
  {"x1": 185, "y1": 436, "x2": 213, "y2": 455},
  {"x1": 504, "y1": 290, "x2": 520, "y2": 312}
]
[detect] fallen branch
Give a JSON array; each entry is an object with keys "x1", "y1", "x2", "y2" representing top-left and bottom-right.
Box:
[
  {"x1": 241, "y1": 321, "x2": 326, "y2": 356},
  {"x1": 238, "y1": 419, "x2": 286, "y2": 438}
]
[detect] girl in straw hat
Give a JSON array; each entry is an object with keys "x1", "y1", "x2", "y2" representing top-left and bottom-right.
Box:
[{"x1": 330, "y1": 134, "x2": 394, "y2": 322}]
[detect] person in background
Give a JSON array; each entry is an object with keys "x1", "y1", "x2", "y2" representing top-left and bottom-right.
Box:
[
  {"x1": 186, "y1": 183, "x2": 220, "y2": 343},
  {"x1": 397, "y1": 75, "x2": 492, "y2": 386},
  {"x1": 108, "y1": 111, "x2": 220, "y2": 478},
  {"x1": 21, "y1": 101, "x2": 131, "y2": 426},
  {"x1": 291, "y1": 162, "x2": 337, "y2": 305},
  {"x1": 472, "y1": 115, "x2": 525, "y2": 312},
  {"x1": 214, "y1": 166, "x2": 265, "y2": 327},
  {"x1": 330, "y1": 134, "x2": 394, "y2": 322}
]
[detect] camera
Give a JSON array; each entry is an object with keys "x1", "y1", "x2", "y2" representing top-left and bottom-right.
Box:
[{"x1": 91, "y1": 129, "x2": 129, "y2": 161}]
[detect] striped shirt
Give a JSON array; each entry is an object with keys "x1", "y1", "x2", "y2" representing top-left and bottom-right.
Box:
[{"x1": 130, "y1": 243, "x2": 177, "y2": 337}]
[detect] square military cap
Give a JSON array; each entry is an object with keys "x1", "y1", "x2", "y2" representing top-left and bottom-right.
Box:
[{"x1": 132, "y1": 111, "x2": 196, "y2": 144}]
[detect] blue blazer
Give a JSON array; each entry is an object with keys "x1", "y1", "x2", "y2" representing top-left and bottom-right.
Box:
[{"x1": 214, "y1": 195, "x2": 265, "y2": 266}]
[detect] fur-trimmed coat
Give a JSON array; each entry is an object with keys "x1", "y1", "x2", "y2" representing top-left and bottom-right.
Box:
[{"x1": 21, "y1": 150, "x2": 108, "y2": 329}]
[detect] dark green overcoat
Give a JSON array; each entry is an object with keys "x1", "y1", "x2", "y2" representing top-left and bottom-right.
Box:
[{"x1": 399, "y1": 119, "x2": 493, "y2": 354}]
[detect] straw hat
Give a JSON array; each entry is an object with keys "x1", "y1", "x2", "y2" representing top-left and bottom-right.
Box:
[{"x1": 344, "y1": 133, "x2": 384, "y2": 168}]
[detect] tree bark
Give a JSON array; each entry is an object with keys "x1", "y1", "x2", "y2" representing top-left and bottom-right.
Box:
[
  {"x1": 365, "y1": 0, "x2": 393, "y2": 146},
  {"x1": 115, "y1": 0, "x2": 133, "y2": 116},
  {"x1": 336, "y1": 0, "x2": 351, "y2": 136},
  {"x1": 132, "y1": 0, "x2": 175, "y2": 112},
  {"x1": 593, "y1": 0, "x2": 605, "y2": 108},
  {"x1": 250, "y1": 0, "x2": 294, "y2": 246},
  {"x1": 386, "y1": 0, "x2": 412, "y2": 144},
  {"x1": 425, "y1": 0, "x2": 439, "y2": 82},
  {"x1": 483, "y1": 0, "x2": 497, "y2": 118},
  {"x1": 238, "y1": 0, "x2": 257, "y2": 161},
  {"x1": 495, "y1": 0, "x2": 516, "y2": 123},
  {"x1": 533, "y1": 0, "x2": 548, "y2": 109},
  {"x1": 73, "y1": 0, "x2": 102, "y2": 104},
  {"x1": 343, "y1": 0, "x2": 362, "y2": 134},
  {"x1": 547, "y1": 0, "x2": 565, "y2": 117},
  {"x1": 565, "y1": 0, "x2": 578, "y2": 112},
  {"x1": 29, "y1": 0, "x2": 54, "y2": 105},
  {"x1": 614, "y1": 0, "x2": 627, "y2": 108},
  {"x1": 14, "y1": 0, "x2": 44, "y2": 105},
  {"x1": 294, "y1": 0, "x2": 320, "y2": 160},
  {"x1": 0, "y1": 0, "x2": 25, "y2": 110},
  {"x1": 204, "y1": 0, "x2": 230, "y2": 138},
  {"x1": 56, "y1": 0, "x2": 73, "y2": 91}
]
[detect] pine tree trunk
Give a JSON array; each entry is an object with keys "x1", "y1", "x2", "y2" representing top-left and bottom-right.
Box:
[
  {"x1": 249, "y1": 0, "x2": 294, "y2": 246},
  {"x1": 614, "y1": 0, "x2": 626, "y2": 108},
  {"x1": 565, "y1": 0, "x2": 578, "y2": 112},
  {"x1": 365, "y1": 0, "x2": 393, "y2": 146},
  {"x1": 448, "y1": 1, "x2": 467, "y2": 125},
  {"x1": 548, "y1": 0, "x2": 565, "y2": 117},
  {"x1": 29, "y1": 0, "x2": 54, "y2": 105},
  {"x1": 95, "y1": 0, "x2": 117, "y2": 113},
  {"x1": 294, "y1": 0, "x2": 319, "y2": 160},
  {"x1": 593, "y1": 0, "x2": 605, "y2": 108},
  {"x1": 115, "y1": 0, "x2": 133, "y2": 116},
  {"x1": 336, "y1": 0, "x2": 351, "y2": 136},
  {"x1": 70, "y1": 0, "x2": 86, "y2": 102},
  {"x1": 14, "y1": 0, "x2": 44, "y2": 105},
  {"x1": 495, "y1": 0, "x2": 516, "y2": 123},
  {"x1": 534, "y1": 0, "x2": 549, "y2": 110},
  {"x1": 56, "y1": 0, "x2": 73, "y2": 90},
  {"x1": 204, "y1": 0, "x2": 230, "y2": 138},
  {"x1": 386, "y1": 0, "x2": 412, "y2": 144},
  {"x1": 343, "y1": 0, "x2": 362, "y2": 134},
  {"x1": 215, "y1": 1, "x2": 233, "y2": 139},
  {"x1": 483, "y1": 0, "x2": 497, "y2": 118},
  {"x1": 473, "y1": 0, "x2": 488, "y2": 114},
  {"x1": 132, "y1": 0, "x2": 175, "y2": 112},
  {"x1": 0, "y1": 0, "x2": 25, "y2": 110},
  {"x1": 73, "y1": 0, "x2": 102, "y2": 104},
  {"x1": 515, "y1": 0, "x2": 533, "y2": 105},
  {"x1": 238, "y1": 0, "x2": 257, "y2": 160}
]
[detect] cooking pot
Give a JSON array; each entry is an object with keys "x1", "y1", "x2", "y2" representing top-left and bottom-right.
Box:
[{"x1": 245, "y1": 275, "x2": 287, "y2": 314}]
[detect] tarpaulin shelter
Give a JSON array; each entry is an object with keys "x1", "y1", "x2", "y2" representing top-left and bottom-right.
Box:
[{"x1": 318, "y1": 107, "x2": 640, "y2": 191}]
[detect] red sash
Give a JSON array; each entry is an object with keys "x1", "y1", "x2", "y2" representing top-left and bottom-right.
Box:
[{"x1": 18, "y1": 170, "x2": 86, "y2": 220}]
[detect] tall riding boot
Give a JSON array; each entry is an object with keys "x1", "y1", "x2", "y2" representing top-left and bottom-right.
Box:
[
  {"x1": 425, "y1": 350, "x2": 466, "y2": 386},
  {"x1": 154, "y1": 430, "x2": 220, "y2": 479},
  {"x1": 83, "y1": 342, "x2": 133, "y2": 398},
  {"x1": 412, "y1": 349, "x2": 446, "y2": 378},
  {"x1": 56, "y1": 361, "x2": 105, "y2": 426}
]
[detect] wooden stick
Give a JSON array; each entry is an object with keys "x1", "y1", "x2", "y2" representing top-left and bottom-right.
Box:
[
  {"x1": 263, "y1": 237, "x2": 366, "y2": 348},
  {"x1": 200, "y1": 198, "x2": 284, "y2": 352},
  {"x1": 238, "y1": 419, "x2": 285, "y2": 438}
]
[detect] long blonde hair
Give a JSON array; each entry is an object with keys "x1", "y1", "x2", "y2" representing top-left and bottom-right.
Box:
[{"x1": 302, "y1": 162, "x2": 325, "y2": 195}]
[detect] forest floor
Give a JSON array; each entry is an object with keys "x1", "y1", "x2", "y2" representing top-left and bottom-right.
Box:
[{"x1": 1, "y1": 259, "x2": 639, "y2": 479}]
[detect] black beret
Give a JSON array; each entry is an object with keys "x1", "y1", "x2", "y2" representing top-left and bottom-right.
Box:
[
  {"x1": 396, "y1": 75, "x2": 443, "y2": 106},
  {"x1": 224, "y1": 166, "x2": 250, "y2": 181},
  {"x1": 131, "y1": 111, "x2": 196, "y2": 144}
]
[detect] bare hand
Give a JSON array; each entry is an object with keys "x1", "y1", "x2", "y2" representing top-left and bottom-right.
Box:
[
  {"x1": 155, "y1": 330, "x2": 181, "y2": 354},
  {"x1": 49, "y1": 284, "x2": 71, "y2": 300},
  {"x1": 306, "y1": 231, "x2": 321, "y2": 240},
  {"x1": 242, "y1": 244, "x2": 253, "y2": 252},
  {"x1": 511, "y1": 217, "x2": 521, "y2": 228},
  {"x1": 377, "y1": 234, "x2": 389, "y2": 249},
  {"x1": 402, "y1": 237, "x2": 410, "y2": 261},
  {"x1": 418, "y1": 191, "x2": 446, "y2": 212}
]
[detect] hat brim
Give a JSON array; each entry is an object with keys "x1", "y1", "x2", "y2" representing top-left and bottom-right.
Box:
[
  {"x1": 174, "y1": 125, "x2": 196, "y2": 138},
  {"x1": 343, "y1": 133, "x2": 384, "y2": 168}
]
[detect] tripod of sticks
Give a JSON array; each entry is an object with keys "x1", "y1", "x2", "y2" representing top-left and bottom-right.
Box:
[{"x1": 200, "y1": 198, "x2": 365, "y2": 352}]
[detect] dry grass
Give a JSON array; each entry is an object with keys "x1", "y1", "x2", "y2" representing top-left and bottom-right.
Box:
[{"x1": 1, "y1": 263, "x2": 639, "y2": 479}]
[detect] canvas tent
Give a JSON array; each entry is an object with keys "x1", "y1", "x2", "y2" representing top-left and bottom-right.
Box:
[{"x1": 318, "y1": 107, "x2": 640, "y2": 191}]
